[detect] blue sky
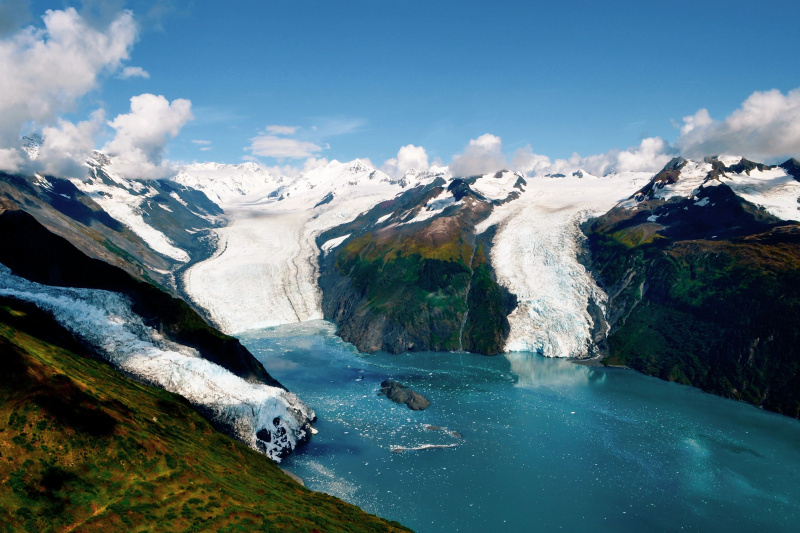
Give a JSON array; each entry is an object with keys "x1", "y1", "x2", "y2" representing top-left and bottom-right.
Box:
[{"x1": 3, "y1": 0, "x2": 800, "y2": 178}]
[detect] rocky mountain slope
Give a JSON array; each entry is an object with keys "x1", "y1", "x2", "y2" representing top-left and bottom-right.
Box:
[
  {"x1": 5, "y1": 146, "x2": 800, "y2": 424},
  {"x1": 317, "y1": 173, "x2": 520, "y2": 355},
  {"x1": 583, "y1": 156, "x2": 800, "y2": 417}
]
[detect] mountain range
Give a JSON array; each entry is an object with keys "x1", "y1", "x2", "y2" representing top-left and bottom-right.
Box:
[{"x1": 2, "y1": 140, "x2": 800, "y2": 525}]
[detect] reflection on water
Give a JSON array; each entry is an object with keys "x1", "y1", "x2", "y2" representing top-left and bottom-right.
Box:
[
  {"x1": 241, "y1": 322, "x2": 800, "y2": 533},
  {"x1": 504, "y1": 350, "x2": 605, "y2": 388}
]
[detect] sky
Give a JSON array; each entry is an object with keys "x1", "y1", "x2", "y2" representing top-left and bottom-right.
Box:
[{"x1": 1, "y1": 0, "x2": 799, "y2": 179}]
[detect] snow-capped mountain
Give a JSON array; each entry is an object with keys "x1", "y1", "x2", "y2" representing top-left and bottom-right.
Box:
[
  {"x1": 173, "y1": 162, "x2": 285, "y2": 205},
  {"x1": 182, "y1": 159, "x2": 441, "y2": 333},
  {"x1": 5, "y1": 148, "x2": 800, "y2": 424}
]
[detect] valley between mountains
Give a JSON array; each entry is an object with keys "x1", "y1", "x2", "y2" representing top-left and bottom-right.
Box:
[{"x1": 3, "y1": 147, "x2": 800, "y2": 529}]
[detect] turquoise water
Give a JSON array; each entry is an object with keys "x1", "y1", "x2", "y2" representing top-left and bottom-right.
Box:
[{"x1": 240, "y1": 322, "x2": 800, "y2": 532}]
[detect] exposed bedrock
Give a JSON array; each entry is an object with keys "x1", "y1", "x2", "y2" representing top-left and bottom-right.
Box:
[{"x1": 318, "y1": 181, "x2": 515, "y2": 355}]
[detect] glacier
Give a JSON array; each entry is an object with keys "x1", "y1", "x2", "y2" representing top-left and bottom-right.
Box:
[
  {"x1": 65, "y1": 152, "x2": 800, "y2": 363},
  {"x1": 476, "y1": 171, "x2": 652, "y2": 358},
  {"x1": 183, "y1": 160, "x2": 433, "y2": 334},
  {"x1": 0, "y1": 264, "x2": 315, "y2": 461}
]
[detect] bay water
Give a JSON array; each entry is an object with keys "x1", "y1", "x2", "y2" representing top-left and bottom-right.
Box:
[{"x1": 240, "y1": 321, "x2": 800, "y2": 532}]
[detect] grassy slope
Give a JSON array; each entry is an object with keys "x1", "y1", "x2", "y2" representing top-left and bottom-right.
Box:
[
  {"x1": 324, "y1": 182, "x2": 513, "y2": 355},
  {"x1": 0, "y1": 299, "x2": 410, "y2": 533},
  {"x1": 586, "y1": 201, "x2": 800, "y2": 417}
]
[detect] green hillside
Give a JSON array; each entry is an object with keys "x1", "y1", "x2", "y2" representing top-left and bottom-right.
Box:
[
  {"x1": 0, "y1": 297, "x2": 410, "y2": 533},
  {"x1": 584, "y1": 183, "x2": 800, "y2": 417}
]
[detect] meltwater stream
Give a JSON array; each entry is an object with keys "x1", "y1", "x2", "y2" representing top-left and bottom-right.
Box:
[{"x1": 240, "y1": 321, "x2": 800, "y2": 533}]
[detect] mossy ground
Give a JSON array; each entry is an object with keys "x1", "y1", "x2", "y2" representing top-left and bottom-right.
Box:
[
  {"x1": 0, "y1": 299, "x2": 410, "y2": 533},
  {"x1": 586, "y1": 206, "x2": 800, "y2": 418},
  {"x1": 335, "y1": 219, "x2": 511, "y2": 354}
]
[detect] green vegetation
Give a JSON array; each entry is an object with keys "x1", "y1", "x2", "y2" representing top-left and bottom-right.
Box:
[
  {"x1": 320, "y1": 182, "x2": 514, "y2": 355},
  {"x1": 0, "y1": 297, "x2": 411, "y2": 532},
  {"x1": 585, "y1": 195, "x2": 800, "y2": 418},
  {"x1": 336, "y1": 230, "x2": 472, "y2": 351},
  {"x1": 462, "y1": 245, "x2": 513, "y2": 355}
]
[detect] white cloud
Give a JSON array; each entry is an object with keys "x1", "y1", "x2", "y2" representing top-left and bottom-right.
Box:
[
  {"x1": 192, "y1": 139, "x2": 212, "y2": 145},
  {"x1": 37, "y1": 109, "x2": 105, "y2": 178},
  {"x1": 510, "y1": 137, "x2": 673, "y2": 177},
  {"x1": 0, "y1": 148, "x2": 24, "y2": 172},
  {"x1": 677, "y1": 88, "x2": 800, "y2": 160},
  {"x1": 118, "y1": 65, "x2": 150, "y2": 79},
  {"x1": 266, "y1": 125, "x2": 298, "y2": 135},
  {"x1": 510, "y1": 147, "x2": 553, "y2": 176},
  {"x1": 381, "y1": 144, "x2": 430, "y2": 177},
  {"x1": 678, "y1": 108, "x2": 712, "y2": 136},
  {"x1": 0, "y1": 7, "x2": 138, "y2": 148},
  {"x1": 246, "y1": 135, "x2": 323, "y2": 159},
  {"x1": 102, "y1": 93, "x2": 193, "y2": 179},
  {"x1": 449, "y1": 133, "x2": 507, "y2": 176}
]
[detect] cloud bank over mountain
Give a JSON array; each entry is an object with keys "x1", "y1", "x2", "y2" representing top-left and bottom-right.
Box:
[
  {"x1": 0, "y1": 7, "x2": 193, "y2": 179},
  {"x1": 0, "y1": 6, "x2": 797, "y2": 182}
]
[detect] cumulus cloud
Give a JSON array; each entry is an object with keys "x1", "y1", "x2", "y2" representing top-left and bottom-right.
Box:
[
  {"x1": 510, "y1": 137, "x2": 674, "y2": 177},
  {"x1": 676, "y1": 88, "x2": 800, "y2": 160},
  {"x1": 118, "y1": 65, "x2": 150, "y2": 79},
  {"x1": 37, "y1": 109, "x2": 106, "y2": 178},
  {"x1": 0, "y1": 148, "x2": 24, "y2": 172},
  {"x1": 449, "y1": 134, "x2": 507, "y2": 176},
  {"x1": 0, "y1": 7, "x2": 138, "y2": 148},
  {"x1": 381, "y1": 144, "x2": 430, "y2": 177},
  {"x1": 102, "y1": 93, "x2": 193, "y2": 179}
]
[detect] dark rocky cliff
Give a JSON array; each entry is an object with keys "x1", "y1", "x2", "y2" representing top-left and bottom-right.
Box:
[
  {"x1": 583, "y1": 175, "x2": 800, "y2": 418},
  {"x1": 319, "y1": 180, "x2": 515, "y2": 355}
]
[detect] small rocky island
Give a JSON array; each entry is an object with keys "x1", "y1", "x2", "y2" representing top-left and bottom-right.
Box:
[{"x1": 379, "y1": 380, "x2": 430, "y2": 410}]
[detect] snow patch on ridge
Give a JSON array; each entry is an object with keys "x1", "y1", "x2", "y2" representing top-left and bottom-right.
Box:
[
  {"x1": 74, "y1": 163, "x2": 190, "y2": 262},
  {"x1": 0, "y1": 265, "x2": 314, "y2": 461},
  {"x1": 721, "y1": 167, "x2": 800, "y2": 222},
  {"x1": 321, "y1": 234, "x2": 351, "y2": 255}
]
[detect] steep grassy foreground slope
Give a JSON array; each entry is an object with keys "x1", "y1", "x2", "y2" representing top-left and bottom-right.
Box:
[
  {"x1": 0, "y1": 298, "x2": 410, "y2": 533},
  {"x1": 584, "y1": 181, "x2": 800, "y2": 417}
]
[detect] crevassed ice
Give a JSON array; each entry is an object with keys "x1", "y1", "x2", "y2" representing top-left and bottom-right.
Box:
[
  {"x1": 479, "y1": 172, "x2": 651, "y2": 358},
  {"x1": 183, "y1": 160, "x2": 417, "y2": 334},
  {"x1": 0, "y1": 265, "x2": 314, "y2": 461}
]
